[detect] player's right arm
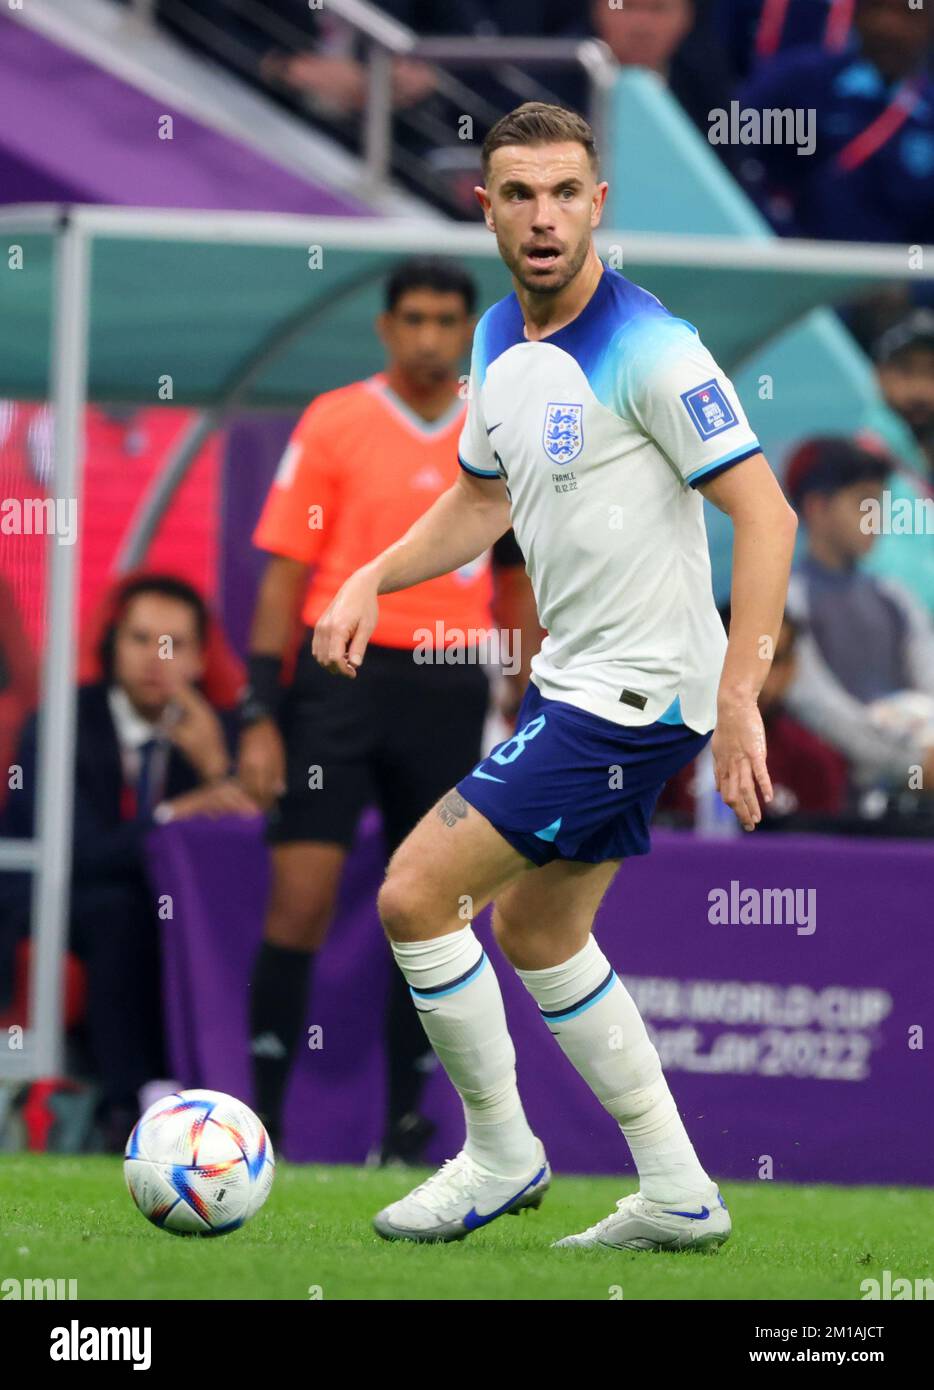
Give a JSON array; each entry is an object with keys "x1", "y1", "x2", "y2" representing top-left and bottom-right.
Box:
[{"x1": 313, "y1": 467, "x2": 511, "y2": 677}]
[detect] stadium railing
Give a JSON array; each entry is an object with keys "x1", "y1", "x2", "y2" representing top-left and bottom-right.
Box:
[{"x1": 123, "y1": 0, "x2": 617, "y2": 216}]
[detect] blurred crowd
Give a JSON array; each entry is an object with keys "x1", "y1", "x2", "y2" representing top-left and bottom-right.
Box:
[{"x1": 137, "y1": 0, "x2": 934, "y2": 240}]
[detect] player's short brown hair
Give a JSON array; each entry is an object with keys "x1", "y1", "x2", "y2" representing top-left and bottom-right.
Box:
[{"x1": 481, "y1": 102, "x2": 599, "y2": 182}]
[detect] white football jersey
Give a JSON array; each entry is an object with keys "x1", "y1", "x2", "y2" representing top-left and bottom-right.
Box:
[{"x1": 457, "y1": 262, "x2": 761, "y2": 734}]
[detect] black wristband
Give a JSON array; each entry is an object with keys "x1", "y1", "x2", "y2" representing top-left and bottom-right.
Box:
[{"x1": 239, "y1": 653, "x2": 283, "y2": 724}]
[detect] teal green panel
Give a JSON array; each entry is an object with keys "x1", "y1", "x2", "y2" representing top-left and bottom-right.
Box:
[
  {"x1": 607, "y1": 260, "x2": 873, "y2": 373},
  {"x1": 0, "y1": 232, "x2": 54, "y2": 399},
  {"x1": 0, "y1": 221, "x2": 905, "y2": 442},
  {"x1": 84, "y1": 240, "x2": 517, "y2": 408},
  {"x1": 87, "y1": 238, "x2": 348, "y2": 405},
  {"x1": 604, "y1": 70, "x2": 769, "y2": 236}
]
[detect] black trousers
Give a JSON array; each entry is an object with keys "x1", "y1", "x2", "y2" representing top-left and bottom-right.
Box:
[
  {"x1": 68, "y1": 878, "x2": 168, "y2": 1111},
  {"x1": 1, "y1": 875, "x2": 167, "y2": 1112}
]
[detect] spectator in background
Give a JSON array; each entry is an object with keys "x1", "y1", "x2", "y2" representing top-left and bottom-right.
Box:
[
  {"x1": 0, "y1": 578, "x2": 37, "y2": 815},
  {"x1": 375, "y1": 0, "x2": 594, "y2": 111},
  {"x1": 860, "y1": 311, "x2": 934, "y2": 617},
  {"x1": 737, "y1": 0, "x2": 934, "y2": 243},
  {"x1": 659, "y1": 607, "x2": 848, "y2": 824},
  {"x1": 870, "y1": 310, "x2": 934, "y2": 477},
  {"x1": 0, "y1": 581, "x2": 37, "y2": 1010},
  {"x1": 0, "y1": 575, "x2": 256, "y2": 1150},
  {"x1": 158, "y1": 0, "x2": 436, "y2": 117},
  {"x1": 782, "y1": 438, "x2": 934, "y2": 796},
  {"x1": 378, "y1": 1, "x2": 593, "y2": 213},
  {"x1": 717, "y1": 0, "x2": 854, "y2": 83},
  {"x1": 731, "y1": 607, "x2": 848, "y2": 818},
  {"x1": 587, "y1": 0, "x2": 736, "y2": 147}
]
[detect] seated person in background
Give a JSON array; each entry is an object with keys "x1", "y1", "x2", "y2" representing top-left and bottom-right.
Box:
[
  {"x1": 860, "y1": 310, "x2": 934, "y2": 617},
  {"x1": 157, "y1": 0, "x2": 435, "y2": 117},
  {"x1": 717, "y1": 0, "x2": 854, "y2": 83},
  {"x1": 376, "y1": 1, "x2": 593, "y2": 214},
  {"x1": 658, "y1": 608, "x2": 848, "y2": 823},
  {"x1": 0, "y1": 577, "x2": 38, "y2": 816},
  {"x1": 587, "y1": 0, "x2": 737, "y2": 152},
  {"x1": 782, "y1": 437, "x2": 934, "y2": 795},
  {"x1": 0, "y1": 574, "x2": 257, "y2": 1150},
  {"x1": 381, "y1": 0, "x2": 591, "y2": 106},
  {"x1": 865, "y1": 310, "x2": 934, "y2": 480},
  {"x1": 736, "y1": 0, "x2": 934, "y2": 243}
]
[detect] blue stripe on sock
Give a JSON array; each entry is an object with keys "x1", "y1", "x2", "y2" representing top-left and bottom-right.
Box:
[
  {"x1": 539, "y1": 967, "x2": 617, "y2": 1021},
  {"x1": 409, "y1": 951, "x2": 487, "y2": 999}
]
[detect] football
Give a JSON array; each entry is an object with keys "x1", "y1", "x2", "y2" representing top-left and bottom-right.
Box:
[{"x1": 124, "y1": 1089, "x2": 274, "y2": 1236}]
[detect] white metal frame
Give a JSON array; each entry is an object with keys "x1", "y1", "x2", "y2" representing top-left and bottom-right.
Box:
[
  {"x1": 1, "y1": 210, "x2": 90, "y2": 1080},
  {"x1": 2, "y1": 202, "x2": 925, "y2": 272}
]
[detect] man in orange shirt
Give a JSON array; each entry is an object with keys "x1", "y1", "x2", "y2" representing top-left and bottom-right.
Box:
[{"x1": 238, "y1": 257, "x2": 540, "y2": 1160}]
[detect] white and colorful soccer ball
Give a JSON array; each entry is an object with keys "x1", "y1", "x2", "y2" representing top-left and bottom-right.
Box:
[{"x1": 124, "y1": 1089, "x2": 274, "y2": 1236}]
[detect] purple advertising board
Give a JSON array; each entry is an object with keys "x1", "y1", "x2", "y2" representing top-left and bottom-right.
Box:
[
  {"x1": 0, "y1": 16, "x2": 369, "y2": 216},
  {"x1": 147, "y1": 813, "x2": 934, "y2": 1188}
]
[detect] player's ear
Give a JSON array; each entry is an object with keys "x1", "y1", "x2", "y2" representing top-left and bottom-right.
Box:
[
  {"x1": 375, "y1": 310, "x2": 391, "y2": 347},
  {"x1": 591, "y1": 181, "x2": 609, "y2": 227},
  {"x1": 474, "y1": 185, "x2": 494, "y2": 230}
]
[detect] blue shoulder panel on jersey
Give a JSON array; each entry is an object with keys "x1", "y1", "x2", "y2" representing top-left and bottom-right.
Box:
[
  {"x1": 573, "y1": 267, "x2": 701, "y2": 415},
  {"x1": 530, "y1": 266, "x2": 667, "y2": 394},
  {"x1": 474, "y1": 293, "x2": 525, "y2": 385},
  {"x1": 475, "y1": 265, "x2": 708, "y2": 430}
]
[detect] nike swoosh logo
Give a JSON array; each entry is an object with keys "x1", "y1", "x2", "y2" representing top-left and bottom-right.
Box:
[
  {"x1": 414, "y1": 1006, "x2": 438, "y2": 1014},
  {"x1": 472, "y1": 767, "x2": 506, "y2": 783},
  {"x1": 661, "y1": 1205, "x2": 710, "y2": 1220},
  {"x1": 462, "y1": 1164, "x2": 547, "y2": 1231},
  {"x1": 486, "y1": 422, "x2": 502, "y2": 435}
]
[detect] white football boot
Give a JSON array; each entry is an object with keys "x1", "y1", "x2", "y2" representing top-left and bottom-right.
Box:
[
  {"x1": 554, "y1": 1188, "x2": 731, "y2": 1252},
  {"x1": 372, "y1": 1139, "x2": 551, "y2": 1242}
]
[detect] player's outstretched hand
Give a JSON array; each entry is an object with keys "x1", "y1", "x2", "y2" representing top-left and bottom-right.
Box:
[
  {"x1": 711, "y1": 694, "x2": 773, "y2": 832},
  {"x1": 312, "y1": 567, "x2": 379, "y2": 678}
]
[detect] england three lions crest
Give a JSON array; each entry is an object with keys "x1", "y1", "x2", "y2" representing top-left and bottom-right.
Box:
[{"x1": 542, "y1": 402, "x2": 583, "y2": 465}]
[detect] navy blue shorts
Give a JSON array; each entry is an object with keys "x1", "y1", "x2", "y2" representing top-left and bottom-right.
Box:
[{"x1": 456, "y1": 680, "x2": 710, "y2": 866}]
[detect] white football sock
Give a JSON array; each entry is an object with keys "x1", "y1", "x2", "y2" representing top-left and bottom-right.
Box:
[
  {"x1": 516, "y1": 935, "x2": 716, "y2": 1204},
  {"x1": 391, "y1": 925, "x2": 538, "y2": 1177}
]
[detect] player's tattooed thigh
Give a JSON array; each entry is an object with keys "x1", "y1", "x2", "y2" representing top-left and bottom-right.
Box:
[{"x1": 436, "y1": 791, "x2": 469, "y2": 828}]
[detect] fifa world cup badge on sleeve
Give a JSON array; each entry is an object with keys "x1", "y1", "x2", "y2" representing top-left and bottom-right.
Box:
[{"x1": 679, "y1": 380, "x2": 738, "y2": 440}]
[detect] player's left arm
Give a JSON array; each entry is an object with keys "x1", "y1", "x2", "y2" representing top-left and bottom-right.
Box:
[
  {"x1": 698, "y1": 452, "x2": 798, "y2": 831},
  {"x1": 490, "y1": 531, "x2": 544, "y2": 723}
]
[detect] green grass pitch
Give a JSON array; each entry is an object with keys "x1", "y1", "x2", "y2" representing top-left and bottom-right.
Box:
[{"x1": 2, "y1": 1155, "x2": 930, "y2": 1301}]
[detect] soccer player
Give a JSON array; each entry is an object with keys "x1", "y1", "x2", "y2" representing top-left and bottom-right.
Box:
[
  {"x1": 239, "y1": 257, "x2": 539, "y2": 1162},
  {"x1": 312, "y1": 103, "x2": 797, "y2": 1249}
]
